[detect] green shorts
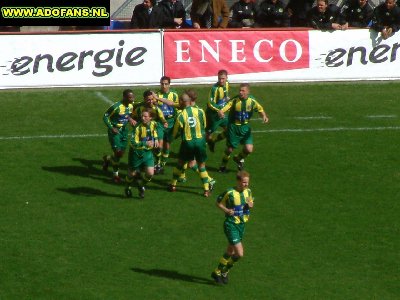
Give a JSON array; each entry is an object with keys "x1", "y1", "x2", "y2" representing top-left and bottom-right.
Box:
[
  {"x1": 156, "y1": 123, "x2": 164, "y2": 140},
  {"x1": 128, "y1": 148, "x2": 155, "y2": 171},
  {"x1": 224, "y1": 220, "x2": 245, "y2": 245},
  {"x1": 178, "y1": 139, "x2": 207, "y2": 163},
  {"x1": 163, "y1": 118, "x2": 175, "y2": 143},
  {"x1": 108, "y1": 127, "x2": 129, "y2": 151},
  {"x1": 226, "y1": 123, "x2": 253, "y2": 149},
  {"x1": 206, "y1": 110, "x2": 228, "y2": 135}
]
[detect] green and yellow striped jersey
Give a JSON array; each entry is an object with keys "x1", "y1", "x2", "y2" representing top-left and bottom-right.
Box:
[
  {"x1": 173, "y1": 106, "x2": 206, "y2": 141},
  {"x1": 103, "y1": 101, "x2": 134, "y2": 130},
  {"x1": 130, "y1": 120, "x2": 158, "y2": 151},
  {"x1": 133, "y1": 104, "x2": 167, "y2": 124},
  {"x1": 217, "y1": 187, "x2": 253, "y2": 224},
  {"x1": 222, "y1": 95, "x2": 264, "y2": 125},
  {"x1": 157, "y1": 90, "x2": 179, "y2": 119},
  {"x1": 207, "y1": 81, "x2": 230, "y2": 112}
]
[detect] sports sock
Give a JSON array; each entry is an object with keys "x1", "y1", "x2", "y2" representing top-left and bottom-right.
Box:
[
  {"x1": 178, "y1": 163, "x2": 188, "y2": 181},
  {"x1": 236, "y1": 150, "x2": 249, "y2": 161},
  {"x1": 223, "y1": 255, "x2": 240, "y2": 273},
  {"x1": 111, "y1": 155, "x2": 120, "y2": 173},
  {"x1": 154, "y1": 149, "x2": 161, "y2": 165},
  {"x1": 125, "y1": 174, "x2": 135, "y2": 187},
  {"x1": 161, "y1": 149, "x2": 170, "y2": 166},
  {"x1": 221, "y1": 150, "x2": 231, "y2": 167},
  {"x1": 215, "y1": 131, "x2": 226, "y2": 142},
  {"x1": 190, "y1": 163, "x2": 199, "y2": 173},
  {"x1": 172, "y1": 164, "x2": 185, "y2": 186},
  {"x1": 142, "y1": 173, "x2": 152, "y2": 185},
  {"x1": 198, "y1": 166, "x2": 210, "y2": 191},
  {"x1": 215, "y1": 253, "x2": 231, "y2": 275}
]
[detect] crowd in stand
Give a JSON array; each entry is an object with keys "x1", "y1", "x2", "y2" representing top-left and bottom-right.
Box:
[
  {"x1": 1, "y1": 0, "x2": 399, "y2": 40},
  {"x1": 129, "y1": 0, "x2": 400, "y2": 39}
]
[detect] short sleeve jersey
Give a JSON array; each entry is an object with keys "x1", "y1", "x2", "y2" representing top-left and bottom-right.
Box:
[{"x1": 217, "y1": 187, "x2": 253, "y2": 224}]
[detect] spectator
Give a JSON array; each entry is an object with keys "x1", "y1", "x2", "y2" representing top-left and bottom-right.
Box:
[
  {"x1": 190, "y1": 0, "x2": 230, "y2": 29},
  {"x1": 130, "y1": 0, "x2": 165, "y2": 29},
  {"x1": 307, "y1": 0, "x2": 346, "y2": 30},
  {"x1": 228, "y1": 0, "x2": 258, "y2": 28},
  {"x1": 159, "y1": 0, "x2": 187, "y2": 28},
  {"x1": 341, "y1": 0, "x2": 374, "y2": 28},
  {"x1": 286, "y1": 0, "x2": 314, "y2": 27},
  {"x1": 256, "y1": 0, "x2": 290, "y2": 28},
  {"x1": 0, "y1": 26, "x2": 21, "y2": 32},
  {"x1": 371, "y1": 0, "x2": 400, "y2": 39}
]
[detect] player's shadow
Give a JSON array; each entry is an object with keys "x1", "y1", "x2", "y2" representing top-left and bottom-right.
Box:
[
  {"x1": 42, "y1": 158, "x2": 126, "y2": 184},
  {"x1": 131, "y1": 267, "x2": 215, "y2": 286},
  {"x1": 57, "y1": 187, "x2": 124, "y2": 199}
]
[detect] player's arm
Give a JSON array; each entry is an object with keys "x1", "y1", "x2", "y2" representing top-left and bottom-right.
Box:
[
  {"x1": 103, "y1": 104, "x2": 120, "y2": 134},
  {"x1": 157, "y1": 107, "x2": 168, "y2": 127},
  {"x1": 253, "y1": 99, "x2": 269, "y2": 123},
  {"x1": 207, "y1": 87, "x2": 221, "y2": 112},
  {"x1": 171, "y1": 114, "x2": 182, "y2": 140},
  {"x1": 216, "y1": 192, "x2": 234, "y2": 216},
  {"x1": 153, "y1": 92, "x2": 176, "y2": 107},
  {"x1": 152, "y1": 121, "x2": 159, "y2": 148}
]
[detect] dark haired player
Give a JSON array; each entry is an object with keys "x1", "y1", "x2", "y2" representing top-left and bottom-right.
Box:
[{"x1": 102, "y1": 89, "x2": 136, "y2": 183}]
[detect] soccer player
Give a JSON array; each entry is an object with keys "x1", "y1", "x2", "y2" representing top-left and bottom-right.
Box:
[
  {"x1": 154, "y1": 76, "x2": 180, "y2": 174},
  {"x1": 175, "y1": 89, "x2": 216, "y2": 187},
  {"x1": 218, "y1": 83, "x2": 269, "y2": 173},
  {"x1": 102, "y1": 89, "x2": 136, "y2": 183},
  {"x1": 125, "y1": 109, "x2": 159, "y2": 198},
  {"x1": 206, "y1": 69, "x2": 230, "y2": 153},
  {"x1": 211, "y1": 170, "x2": 254, "y2": 284},
  {"x1": 133, "y1": 90, "x2": 168, "y2": 171},
  {"x1": 169, "y1": 92, "x2": 213, "y2": 197}
]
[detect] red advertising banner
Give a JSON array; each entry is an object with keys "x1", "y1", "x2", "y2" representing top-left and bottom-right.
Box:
[{"x1": 164, "y1": 30, "x2": 310, "y2": 79}]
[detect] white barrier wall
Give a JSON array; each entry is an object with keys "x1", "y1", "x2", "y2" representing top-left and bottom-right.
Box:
[
  {"x1": 1, "y1": 29, "x2": 399, "y2": 89},
  {"x1": 0, "y1": 32, "x2": 163, "y2": 89},
  {"x1": 165, "y1": 29, "x2": 400, "y2": 83}
]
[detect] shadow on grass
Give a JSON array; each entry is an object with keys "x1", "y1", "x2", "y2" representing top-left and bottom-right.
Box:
[
  {"x1": 57, "y1": 187, "x2": 125, "y2": 199},
  {"x1": 131, "y1": 267, "x2": 215, "y2": 286},
  {"x1": 42, "y1": 158, "x2": 128, "y2": 185}
]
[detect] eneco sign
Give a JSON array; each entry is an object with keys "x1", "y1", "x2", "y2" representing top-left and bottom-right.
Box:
[{"x1": 164, "y1": 31, "x2": 309, "y2": 79}]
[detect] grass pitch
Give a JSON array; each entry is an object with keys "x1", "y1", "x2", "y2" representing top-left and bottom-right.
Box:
[{"x1": 0, "y1": 82, "x2": 399, "y2": 299}]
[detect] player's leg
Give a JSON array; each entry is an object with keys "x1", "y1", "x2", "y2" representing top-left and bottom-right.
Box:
[
  {"x1": 169, "y1": 160, "x2": 186, "y2": 191},
  {"x1": 137, "y1": 151, "x2": 155, "y2": 198},
  {"x1": 212, "y1": 222, "x2": 243, "y2": 284},
  {"x1": 233, "y1": 126, "x2": 253, "y2": 170},
  {"x1": 125, "y1": 148, "x2": 140, "y2": 197}
]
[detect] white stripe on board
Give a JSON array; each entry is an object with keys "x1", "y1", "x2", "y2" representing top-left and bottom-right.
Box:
[
  {"x1": 1, "y1": 126, "x2": 400, "y2": 141},
  {"x1": 95, "y1": 91, "x2": 114, "y2": 105}
]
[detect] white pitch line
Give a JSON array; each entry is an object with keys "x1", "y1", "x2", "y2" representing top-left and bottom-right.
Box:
[
  {"x1": 95, "y1": 91, "x2": 114, "y2": 105},
  {"x1": 1, "y1": 126, "x2": 400, "y2": 141},
  {"x1": 366, "y1": 115, "x2": 397, "y2": 118},
  {"x1": 253, "y1": 126, "x2": 400, "y2": 133},
  {"x1": 0, "y1": 134, "x2": 106, "y2": 140},
  {"x1": 293, "y1": 116, "x2": 333, "y2": 120}
]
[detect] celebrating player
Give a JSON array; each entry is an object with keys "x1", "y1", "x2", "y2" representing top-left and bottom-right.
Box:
[
  {"x1": 218, "y1": 83, "x2": 269, "y2": 172},
  {"x1": 125, "y1": 109, "x2": 159, "y2": 199},
  {"x1": 211, "y1": 170, "x2": 254, "y2": 284},
  {"x1": 102, "y1": 89, "x2": 136, "y2": 183}
]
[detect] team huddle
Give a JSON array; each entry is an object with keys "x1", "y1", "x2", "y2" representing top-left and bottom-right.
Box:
[{"x1": 102, "y1": 70, "x2": 268, "y2": 284}]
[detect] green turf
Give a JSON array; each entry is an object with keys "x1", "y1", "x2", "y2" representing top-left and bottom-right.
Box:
[{"x1": 0, "y1": 82, "x2": 399, "y2": 299}]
